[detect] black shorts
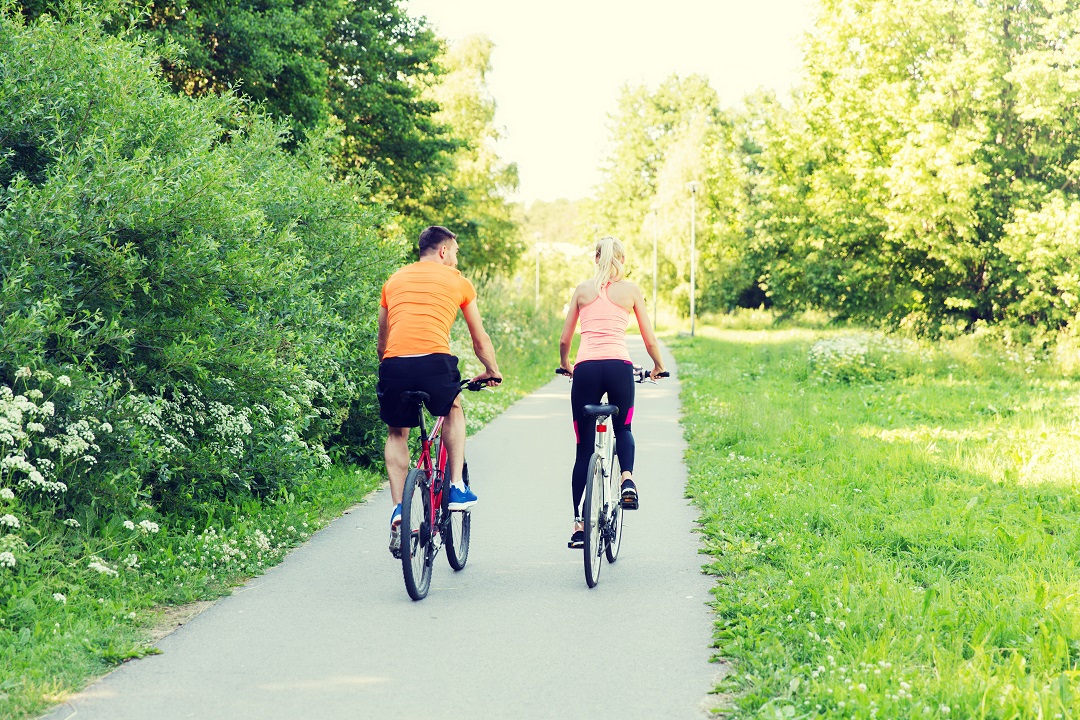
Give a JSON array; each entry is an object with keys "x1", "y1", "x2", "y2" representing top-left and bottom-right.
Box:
[{"x1": 377, "y1": 354, "x2": 462, "y2": 428}]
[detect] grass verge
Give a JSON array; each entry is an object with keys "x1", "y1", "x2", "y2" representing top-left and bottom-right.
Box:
[{"x1": 670, "y1": 325, "x2": 1080, "y2": 719}]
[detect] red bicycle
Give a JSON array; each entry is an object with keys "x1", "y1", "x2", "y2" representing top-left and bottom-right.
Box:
[{"x1": 399, "y1": 380, "x2": 489, "y2": 601}]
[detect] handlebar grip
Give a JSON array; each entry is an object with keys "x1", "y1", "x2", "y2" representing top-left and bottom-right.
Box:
[
  {"x1": 555, "y1": 368, "x2": 571, "y2": 376},
  {"x1": 463, "y1": 378, "x2": 500, "y2": 391},
  {"x1": 656, "y1": 371, "x2": 670, "y2": 378}
]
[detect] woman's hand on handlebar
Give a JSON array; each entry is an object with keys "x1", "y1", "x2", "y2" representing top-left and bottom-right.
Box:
[
  {"x1": 649, "y1": 365, "x2": 668, "y2": 381},
  {"x1": 556, "y1": 363, "x2": 573, "y2": 378}
]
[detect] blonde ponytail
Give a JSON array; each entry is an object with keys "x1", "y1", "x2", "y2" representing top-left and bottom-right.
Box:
[{"x1": 593, "y1": 236, "x2": 626, "y2": 294}]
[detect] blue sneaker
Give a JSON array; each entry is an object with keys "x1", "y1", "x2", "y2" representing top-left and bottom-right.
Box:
[
  {"x1": 389, "y1": 503, "x2": 402, "y2": 558},
  {"x1": 448, "y1": 485, "x2": 478, "y2": 511}
]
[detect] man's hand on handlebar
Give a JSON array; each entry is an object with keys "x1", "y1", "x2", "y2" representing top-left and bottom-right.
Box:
[{"x1": 469, "y1": 371, "x2": 502, "y2": 389}]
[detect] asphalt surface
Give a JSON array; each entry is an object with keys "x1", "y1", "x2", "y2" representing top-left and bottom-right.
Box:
[{"x1": 42, "y1": 338, "x2": 720, "y2": 720}]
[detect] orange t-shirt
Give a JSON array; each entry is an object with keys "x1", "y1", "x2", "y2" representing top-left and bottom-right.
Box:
[{"x1": 380, "y1": 262, "x2": 477, "y2": 358}]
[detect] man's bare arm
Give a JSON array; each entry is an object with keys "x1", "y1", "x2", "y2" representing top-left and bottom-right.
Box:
[
  {"x1": 461, "y1": 300, "x2": 501, "y2": 382},
  {"x1": 377, "y1": 305, "x2": 389, "y2": 361}
]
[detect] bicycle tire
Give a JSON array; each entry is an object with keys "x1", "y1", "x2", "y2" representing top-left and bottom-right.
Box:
[
  {"x1": 401, "y1": 468, "x2": 433, "y2": 600},
  {"x1": 445, "y1": 460, "x2": 471, "y2": 570},
  {"x1": 582, "y1": 453, "x2": 604, "y2": 588},
  {"x1": 605, "y1": 455, "x2": 623, "y2": 563}
]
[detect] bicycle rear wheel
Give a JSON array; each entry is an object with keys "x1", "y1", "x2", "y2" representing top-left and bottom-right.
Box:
[
  {"x1": 445, "y1": 460, "x2": 471, "y2": 570},
  {"x1": 605, "y1": 456, "x2": 623, "y2": 563},
  {"x1": 401, "y1": 468, "x2": 434, "y2": 600},
  {"x1": 582, "y1": 453, "x2": 604, "y2": 588}
]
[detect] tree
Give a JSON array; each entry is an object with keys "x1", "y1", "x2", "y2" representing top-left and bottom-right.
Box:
[{"x1": 417, "y1": 34, "x2": 520, "y2": 278}]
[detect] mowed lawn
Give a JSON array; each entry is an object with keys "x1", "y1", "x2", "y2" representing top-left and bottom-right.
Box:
[{"x1": 670, "y1": 325, "x2": 1080, "y2": 720}]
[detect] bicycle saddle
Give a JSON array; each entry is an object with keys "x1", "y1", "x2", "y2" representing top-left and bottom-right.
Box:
[
  {"x1": 583, "y1": 403, "x2": 619, "y2": 419},
  {"x1": 400, "y1": 390, "x2": 430, "y2": 404}
]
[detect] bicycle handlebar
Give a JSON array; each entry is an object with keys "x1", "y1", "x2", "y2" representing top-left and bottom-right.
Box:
[
  {"x1": 461, "y1": 378, "x2": 499, "y2": 392},
  {"x1": 555, "y1": 366, "x2": 669, "y2": 382}
]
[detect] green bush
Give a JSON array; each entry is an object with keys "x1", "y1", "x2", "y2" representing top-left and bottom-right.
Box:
[{"x1": 0, "y1": 8, "x2": 400, "y2": 518}]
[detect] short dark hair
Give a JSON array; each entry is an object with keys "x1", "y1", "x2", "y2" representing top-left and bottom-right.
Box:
[{"x1": 418, "y1": 226, "x2": 457, "y2": 256}]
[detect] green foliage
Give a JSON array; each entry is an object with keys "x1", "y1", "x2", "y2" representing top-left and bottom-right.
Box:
[
  {"x1": 594, "y1": 1, "x2": 1080, "y2": 338},
  {"x1": 140, "y1": 0, "x2": 341, "y2": 144},
  {"x1": 406, "y1": 33, "x2": 521, "y2": 278},
  {"x1": 0, "y1": 9, "x2": 399, "y2": 514},
  {"x1": 675, "y1": 324, "x2": 1080, "y2": 718}
]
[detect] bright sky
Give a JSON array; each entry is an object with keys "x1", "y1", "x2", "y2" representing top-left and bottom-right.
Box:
[{"x1": 404, "y1": 0, "x2": 815, "y2": 205}]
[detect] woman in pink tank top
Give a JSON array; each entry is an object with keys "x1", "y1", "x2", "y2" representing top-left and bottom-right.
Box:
[{"x1": 558, "y1": 236, "x2": 666, "y2": 549}]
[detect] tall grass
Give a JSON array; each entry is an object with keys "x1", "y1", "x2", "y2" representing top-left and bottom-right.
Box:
[{"x1": 671, "y1": 325, "x2": 1080, "y2": 719}]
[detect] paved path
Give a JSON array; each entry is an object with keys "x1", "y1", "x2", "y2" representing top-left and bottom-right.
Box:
[{"x1": 43, "y1": 339, "x2": 718, "y2": 720}]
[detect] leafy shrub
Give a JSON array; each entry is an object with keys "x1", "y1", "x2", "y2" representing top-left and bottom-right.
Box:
[{"x1": 0, "y1": 9, "x2": 400, "y2": 516}]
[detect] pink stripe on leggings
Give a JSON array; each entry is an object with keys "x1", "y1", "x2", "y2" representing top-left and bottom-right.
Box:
[{"x1": 624, "y1": 406, "x2": 634, "y2": 425}]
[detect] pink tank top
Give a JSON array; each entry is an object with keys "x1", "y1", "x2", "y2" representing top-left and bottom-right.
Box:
[{"x1": 575, "y1": 284, "x2": 632, "y2": 363}]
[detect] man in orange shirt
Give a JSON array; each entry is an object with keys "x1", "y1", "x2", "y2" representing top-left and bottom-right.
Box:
[{"x1": 377, "y1": 225, "x2": 502, "y2": 557}]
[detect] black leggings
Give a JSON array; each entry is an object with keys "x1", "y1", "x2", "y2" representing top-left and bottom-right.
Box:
[{"x1": 570, "y1": 359, "x2": 636, "y2": 516}]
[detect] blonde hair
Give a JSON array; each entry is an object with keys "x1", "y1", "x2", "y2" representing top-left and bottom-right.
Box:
[{"x1": 593, "y1": 236, "x2": 626, "y2": 293}]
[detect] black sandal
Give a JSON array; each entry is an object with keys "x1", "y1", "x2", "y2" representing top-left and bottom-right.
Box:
[{"x1": 620, "y1": 479, "x2": 639, "y2": 510}]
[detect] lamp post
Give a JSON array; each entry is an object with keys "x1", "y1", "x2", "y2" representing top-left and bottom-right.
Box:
[
  {"x1": 650, "y1": 207, "x2": 659, "y2": 329},
  {"x1": 687, "y1": 181, "x2": 700, "y2": 336},
  {"x1": 533, "y1": 232, "x2": 541, "y2": 310}
]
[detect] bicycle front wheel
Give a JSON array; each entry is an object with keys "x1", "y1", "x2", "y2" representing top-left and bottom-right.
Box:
[
  {"x1": 401, "y1": 468, "x2": 434, "y2": 600},
  {"x1": 582, "y1": 453, "x2": 604, "y2": 588},
  {"x1": 445, "y1": 460, "x2": 471, "y2": 571},
  {"x1": 606, "y1": 455, "x2": 623, "y2": 563}
]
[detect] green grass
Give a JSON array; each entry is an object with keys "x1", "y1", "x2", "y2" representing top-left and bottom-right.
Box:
[{"x1": 670, "y1": 325, "x2": 1080, "y2": 720}]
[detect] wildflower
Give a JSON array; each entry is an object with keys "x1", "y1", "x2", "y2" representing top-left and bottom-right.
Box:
[
  {"x1": 88, "y1": 559, "x2": 118, "y2": 577},
  {"x1": 138, "y1": 520, "x2": 160, "y2": 534},
  {"x1": 27, "y1": 422, "x2": 45, "y2": 433},
  {"x1": 14, "y1": 367, "x2": 31, "y2": 379},
  {"x1": 0, "y1": 551, "x2": 15, "y2": 568},
  {"x1": 53, "y1": 593, "x2": 66, "y2": 604},
  {"x1": 57, "y1": 375, "x2": 71, "y2": 387},
  {"x1": 0, "y1": 514, "x2": 19, "y2": 529},
  {"x1": 940, "y1": 706, "x2": 951, "y2": 715},
  {"x1": 63, "y1": 518, "x2": 80, "y2": 528},
  {"x1": 124, "y1": 554, "x2": 140, "y2": 569},
  {"x1": 123, "y1": 520, "x2": 135, "y2": 531},
  {"x1": 0, "y1": 488, "x2": 13, "y2": 500},
  {"x1": 99, "y1": 422, "x2": 113, "y2": 433}
]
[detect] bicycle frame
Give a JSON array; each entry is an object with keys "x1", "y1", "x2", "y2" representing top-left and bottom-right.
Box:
[
  {"x1": 413, "y1": 411, "x2": 448, "y2": 545},
  {"x1": 592, "y1": 414, "x2": 615, "y2": 516}
]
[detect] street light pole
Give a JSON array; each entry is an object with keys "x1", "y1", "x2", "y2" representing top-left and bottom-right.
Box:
[
  {"x1": 650, "y1": 207, "x2": 659, "y2": 329},
  {"x1": 533, "y1": 232, "x2": 541, "y2": 310},
  {"x1": 688, "y1": 181, "x2": 699, "y2": 337}
]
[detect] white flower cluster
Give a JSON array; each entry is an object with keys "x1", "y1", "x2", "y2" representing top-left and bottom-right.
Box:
[
  {"x1": 808, "y1": 333, "x2": 922, "y2": 383},
  {"x1": 1, "y1": 373, "x2": 104, "y2": 499},
  {"x1": 123, "y1": 518, "x2": 160, "y2": 534},
  {"x1": 0, "y1": 488, "x2": 13, "y2": 500},
  {"x1": 88, "y1": 557, "x2": 119, "y2": 577},
  {"x1": 53, "y1": 592, "x2": 67, "y2": 604},
  {"x1": 0, "y1": 551, "x2": 15, "y2": 568},
  {"x1": 0, "y1": 514, "x2": 19, "y2": 529}
]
